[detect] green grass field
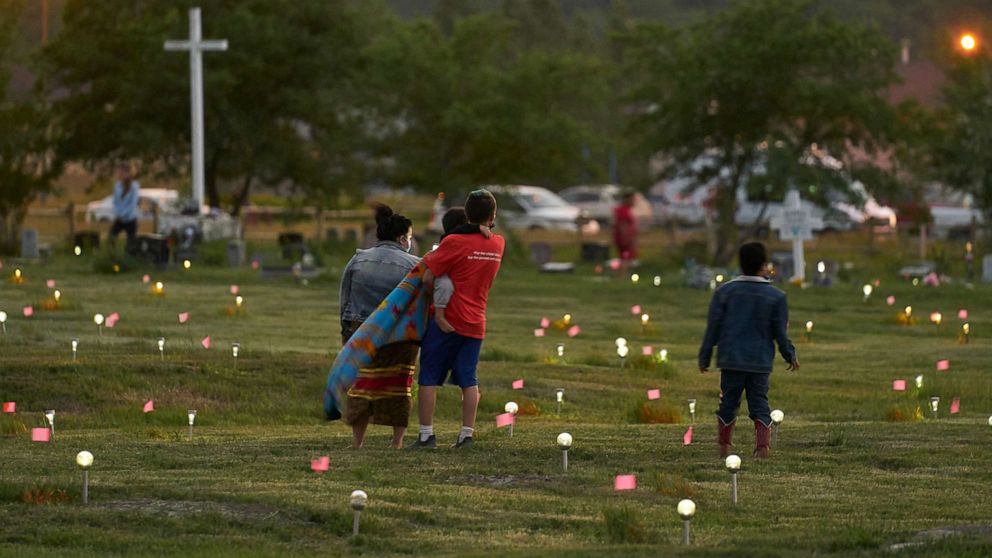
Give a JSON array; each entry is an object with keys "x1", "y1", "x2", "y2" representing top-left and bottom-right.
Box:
[{"x1": 1, "y1": 233, "x2": 991, "y2": 557}]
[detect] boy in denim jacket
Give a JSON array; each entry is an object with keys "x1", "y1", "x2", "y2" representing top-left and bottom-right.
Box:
[{"x1": 698, "y1": 242, "x2": 799, "y2": 458}]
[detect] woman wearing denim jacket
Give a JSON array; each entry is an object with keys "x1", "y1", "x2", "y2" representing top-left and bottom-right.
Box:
[
  {"x1": 698, "y1": 242, "x2": 800, "y2": 458},
  {"x1": 339, "y1": 204, "x2": 420, "y2": 448}
]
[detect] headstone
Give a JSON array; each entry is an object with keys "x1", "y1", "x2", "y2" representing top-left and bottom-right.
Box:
[
  {"x1": 73, "y1": 231, "x2": 100, "y2": 251},
  {"x1": 581, "y1": 242, "x2": 610, "y2": 263},
  {"x1": 278, "y1": 232, "x2": 306, "y2": 260},
  {"x1": 983, "y1": 254, "x2": 992, "y2": 283},
  {"x1": 20, "y1": 229, "x2": 39, "y2": 259},
  {"x1": 127, "y1": 234, "x2": 170, "y2": 267},
  {"x1": 530, "y1": 243, "x2": 552, "y2": 266},
  {"x1": 226, "y1": 239, "x2": 246, "y2": 267},
  {"x1": 771, "y1": 251, "x2": 794, "y2": 283},
  {"x1": 769, "y1": 191, "x2": 822, "y2": 282}
]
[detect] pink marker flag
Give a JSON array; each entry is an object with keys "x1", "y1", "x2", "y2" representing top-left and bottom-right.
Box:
[
  {"x1": 886, "y1": 295, "x2": 896, "y2": 306},
  {"x1": 106, "y1": 312, "x2": 120, "y2": 328},
  {"x1": 958, "y1": 309, "x2": 968, "y2": 320},
  {"x1": 22, "y1": 306, "x2": 33, "y2": 317},
  {"x1": 608, "y1": 259, "x2": 621, "y2": 271},
  {"x1": 32, "y1": 428, "x2": 51, "y2": 442},
  {"x1": 936, "y1": 360, "x2": 950, "y2": 371},
  {"x1": 142, "y1": 274, "x2": 151, "y2": 284},
  {"x1": 251, "y1": 260, "x2": 260, "y2": 270},
  {"x1": 683, "y1": 426, "x2": 693, "y2": 445},
  {"x1": 567, "y1": 325, "x2": 581, "y2": 337},
  {"x1": 647, "y1": 389, "x2": 661, "y2": 400},
  {"x1": 950, "y1": 397, "x2": 960, "y2": 414},
  {"x1": 46, "y1": 279, "x2": 56, "y2": 288},
  {"x1": 630, "y1": 305, "x2": 642, "y2": 315},
  {"x1": 540, "y1": 317, "x2": 550, "y2": 329},
  {"x1": 512, "y1": 379, "x2": 524, "y2": 390},
  {"x1": 143, "y1": 400, "x2": 154, "y2": 413},
  {"x1": 594, "y1": 264, "x2": 603, "y2": 274},
  {"x1": 496, "y1": 412, "x2": 515, "y2": 428},
  {"x1": 178, "y1": 312, "x2": 189, "y2": 324},
  {"x1": 2, "y1": 401, "x2": 15, "y2": 413},
  {"x1": 230, "y1": 285, "x2": 240, "y2": 295},
  {"x1": 533, "y1": 328, "x2": 545, "y2": 337},
  {"x1": 642, "y1": 346, "x2": 653, "y2": 356},
  {"x1": 310, "y1": 456, "x2": 330, "y2": 473},
  {"x1": 613, "y1": 475, "x2": 636, "y2": 491},
  {"x1": 201, "y1": 335, "x2": 212, "y2": 349},
  {"x1": 892, "y1": 380, "x2": 906, "y2": 391}
]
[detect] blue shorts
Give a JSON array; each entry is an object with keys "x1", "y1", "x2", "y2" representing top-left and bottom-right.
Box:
[{"x1": 419, "y1": 319, "x2": 483, "y2": 388}]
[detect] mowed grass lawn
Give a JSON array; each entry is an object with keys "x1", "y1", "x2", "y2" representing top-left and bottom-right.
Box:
[{"x1": 1, "y1": 234, "x2": 991, "y2": 557}]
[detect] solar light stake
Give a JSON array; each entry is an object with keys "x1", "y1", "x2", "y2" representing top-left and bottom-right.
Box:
[
  {"x1": 45, "y1": 409, "x2": 55, "y2": 436},
  {"x1": 94, "y1": 313, "x2": 104, "y2": 336},
  {"x1": 0, "y1": 311, "x2": 6, "y2": 334},
  {"x1": 770, "y1": 409, "x2": 784, "y2": 445},
  {"x1": 187, "y1": 410, "x2": 197, "y2": 440},
  {"x1": 688, "y1": 399, "x2": 697, "y2": 424},
  {"x1": 617, "y1": 344, "x2": 628, "y2": 368},
  {"x1": 556, "y1": 343, "x2": 564, "y2": 360},
  {"x1": 232, "y1": 343, "x2": 240, "y2": 368},
  {"x1": 962, "y1": 323, "x2": 970, "y2": 344},
  {"x1": 930, "y1": 396, "x2": 940, "y2": 419},
  {"x1": 76, "y1": 451, "x2": 93, "y2": 504},
  {"x1": 557, "y1": 433, "x2": 572, "y2": 472},
  {"x1": 350, "y1": 490, "x2": 367, "y2": 536},
  {"x1": 677, "y1": 499, "x2": 695, "y2": 545},
  {"x1": 158, "y1": 337, "x2": 166, "y2": 360},
  {"x1": 555, "y1": 388, "x2": 564, "y2": 416},
  {"x1": 725, "y1": 455, "x2": 741, "y2": 505},
  {"x1": 71, "y1": 338, "x2": 79, "y2": 361},
  {"x1": 505, "y1": 402, "x2": 518, "y2": 437}
]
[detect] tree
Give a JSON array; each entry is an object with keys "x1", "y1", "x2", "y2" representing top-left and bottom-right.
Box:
[
  {"x1": 39, "y1": 0, "x2": 391, "y2": 214},
  {"x1": 930, "y1": 29, "x2": 992, "y2": 231},
  {"x1": 0, "y1": 0, "x2": 58, "y2": 254},
  {"x1": 363, "y1": 9, "x2": 610, "y2": 196},
  {"x1": 623, "y1": 0, "x2": 901, "y2": 262}
]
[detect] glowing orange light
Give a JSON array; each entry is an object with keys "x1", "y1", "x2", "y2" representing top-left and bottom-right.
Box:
[{"x1": 960, "y1": 33, "x2": 977, "y2": 52}]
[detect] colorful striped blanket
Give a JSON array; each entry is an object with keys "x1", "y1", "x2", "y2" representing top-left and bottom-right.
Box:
[{"x1": 324, "y1": 262, "x2": 430, "y2": 420}]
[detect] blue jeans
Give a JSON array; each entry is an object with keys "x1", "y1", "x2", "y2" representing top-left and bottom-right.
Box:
[{"x1": 717, "y1": 370, "x2": 771, "y2": 426}]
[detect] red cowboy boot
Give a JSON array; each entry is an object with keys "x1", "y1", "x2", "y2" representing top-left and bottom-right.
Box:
[
  {"x1": 753, "y1": 420, "x2": 772, "y2": 458},
  {"x1": 717, "y1": 418, "x2": 736, "y2": 458}
]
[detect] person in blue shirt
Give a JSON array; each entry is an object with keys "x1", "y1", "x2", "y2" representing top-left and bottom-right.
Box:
[
  {"x1": 110, "y1": 163, "x2": 140, "y2": 246},
  {"x1": 698, "y1": 242, "x2": 799, "y2": 458}
]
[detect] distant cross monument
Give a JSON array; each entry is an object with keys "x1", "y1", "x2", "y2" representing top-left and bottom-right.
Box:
[
  {"x1": 164, "y1": 7, "x2": 228, "y2": 212},
  {"x1": 770, "y1": 190, "x2": 822, "y2": 282}
]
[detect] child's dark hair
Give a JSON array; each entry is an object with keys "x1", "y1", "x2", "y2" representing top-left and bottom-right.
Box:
[
  {"x1": 465, "y1": 189, "x2": 497, "y2": 224},
  {"x1": 738, "y1": 242, "x2": 768, "y2": 276},
  {"x1": 372, "y1": 203, "x2": 412, "y2": 242},
  {"x1": 441, "y1": 207, "x2": 468, "y2": 234}
]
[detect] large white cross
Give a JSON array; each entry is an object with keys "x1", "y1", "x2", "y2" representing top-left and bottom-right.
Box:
[
  {"x1": 770, "y1": 190, "x2": 822, "y2": 282},
  {"x1": 164, "y1": 7, "x2": 227, "y2": 212}
]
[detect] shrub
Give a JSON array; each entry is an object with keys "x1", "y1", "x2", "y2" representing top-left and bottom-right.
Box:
[{"x1": 601, "y1": 506, "x2": 649, "y2": 544}]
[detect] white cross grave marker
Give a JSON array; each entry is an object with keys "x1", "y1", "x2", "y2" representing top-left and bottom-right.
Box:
[
  {"x1": 770, "y1": 190, "x2": 822, "y2": 282},
  {"x1": 164, "y1": 7, "x2": 228, "y2": 212}
]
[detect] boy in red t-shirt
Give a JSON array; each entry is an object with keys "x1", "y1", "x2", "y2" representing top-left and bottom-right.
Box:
[
  {"x1": 613, "y1": 190, "x2": 638, "y2": 273},
  {"x1": 409, "y1": 190, "x2": 504, "y2": 449}
]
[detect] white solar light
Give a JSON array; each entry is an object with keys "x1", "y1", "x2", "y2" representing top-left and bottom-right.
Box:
[{"x1": 76, "y1": 451, "x2": 94, "y2": 504}]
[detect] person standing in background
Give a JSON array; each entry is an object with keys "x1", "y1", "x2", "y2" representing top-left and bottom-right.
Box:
[
  {"x1": 613, "y1": 190, "x2": 638, "y2": 274},
  {"x1": 109, "y1": 163, "x2": 140, "y2": 248}
]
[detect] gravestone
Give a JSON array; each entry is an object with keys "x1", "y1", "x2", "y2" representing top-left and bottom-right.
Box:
[
  {"x1": 771, "y1": 251, "x2": 794, "y2": 283},
  {"x1": 278, "y1": 232, "x2": 306, "y2": 260},
  {"x1": 581, "y1": 242, "x2": 610, "y2": 263},
  {"x1": 983, "y1": 254, "x2": 992, "y2": 283},
  {"x1": 226, "y1": 239, "x2": 245, "y2": 267},
  {"x1": 128, "y1": 234, "x2": 170, "y2": 267},
  {"x1": 73, "y1": 231, "x2": 100, "y2": 252},
  {"x1": 20, "y1": 229, "x2": 39, "y2": 259}
]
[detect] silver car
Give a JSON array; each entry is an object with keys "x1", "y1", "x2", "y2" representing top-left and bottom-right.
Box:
[{"x1": 485, "y1": 185, "x2": 582, "y2": 231}]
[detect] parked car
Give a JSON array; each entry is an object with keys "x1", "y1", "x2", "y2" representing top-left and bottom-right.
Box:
[
  {"x1": 558, "y1": 184, "x2": 653, "y2": 226},
  {"x1": 85, "y1": 188, "x2": 180, "y2": 223},
  {"x1": 484, "y1": 185, "x2": 582, "y2": 231}
]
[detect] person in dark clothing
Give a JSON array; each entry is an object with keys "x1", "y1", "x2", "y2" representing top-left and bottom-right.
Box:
[{"x1": 698, "y1": 242, "x2": 799, "y2": 458}]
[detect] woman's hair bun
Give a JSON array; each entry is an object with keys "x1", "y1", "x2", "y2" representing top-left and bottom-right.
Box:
[{"x1": 373, "y1": 203, "x2": 394, "y2": 224}]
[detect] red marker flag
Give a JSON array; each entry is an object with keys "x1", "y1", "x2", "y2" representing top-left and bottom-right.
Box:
[
  {"x1": 936, "y1": 360, "x2": 950, "y2": 371},
  {"x1": 540, "y1": 317, "x2": 550, "y2": 328},
  {"x1": 46, "y1": 279, "x2": 56, "y2": 288},
  {"x1": 201, "y1": 335, "x2": 211, "y2": 349},
  {"x1": 683, "y1": 426, "x2": 693, "y2": 445},
  {"x1": 886, "y1": 295, "x2": 896, "y2": 306},
  {"x1": 642, "y1": 346, "x2": 653, "y2": 356},
  {"x1": 142, "y1": 274, "x2": 151, "y2": 284},
  {"x1": 496, "y1": 412, "x2": 515, "y2": 428},
  {"x1": 958, "y1": 309, "x2": 968, "y2": 320},
  {"x1": 310, "y1": 456, "x2": 330, "y2": 473},
  {"x1": 630, "y1": 305, "x2": 642, "y2": 315},
  {"x1": 22, "y1": 306, "x2": 33, "y2": 317},
  {"x1": 892, "y1": 380, "x2": 906, "y2": 391},
  {"x1": 143, "y1": 400, "x2": 154, "y2": 413},
  {"x1": 32, "y1": 428, "x2": 50, "y2": 442},
  {"x1": 950, "y1": 397, "x2": 960, "y2": 414},
  {"x1": 106, "y1": 312, "x2": 120, "y2": 328},
  {"x1": 647, "y1": 389, "x2": 661, "y2": 400},
  {"x1": 512, "y1": 379, "x2": 524, "y2": 390},
  {"x1": 230, "y1": 285, "x2": 240, "y2": 295},
  {"x1": 567, "y1": 325, "x2": 581, "y2": 337},
  {"x1": 613, "y1": 475, "x2": 636, "y2": 491},
  {"x1": 533, "y1": 328, "x2": 545, "y2": 337},
  {"x1": 178, "y1": 312, "x2": 189, "y2": 324},
  {"x1": 2, "y1": 402, "x2": 15, "y2": 413}
]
